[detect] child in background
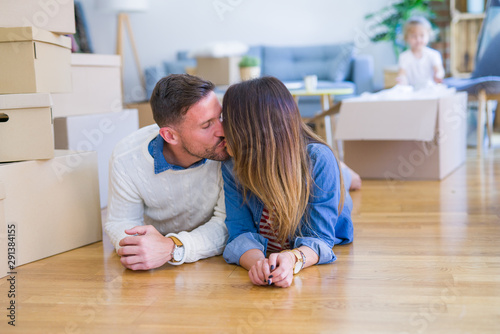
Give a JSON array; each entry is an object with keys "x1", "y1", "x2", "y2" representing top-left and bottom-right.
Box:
[{"x1": 397, "y1": 16, "x2": 445, "y2": 89}]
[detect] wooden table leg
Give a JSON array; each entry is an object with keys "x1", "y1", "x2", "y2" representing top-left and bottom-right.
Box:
[{"x1": 321, "y1": 94, "x2": 337, "y2": 150}]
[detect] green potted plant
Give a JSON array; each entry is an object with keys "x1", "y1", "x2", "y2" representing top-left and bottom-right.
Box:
[
  {"x1": 365, "y1": 0, "x2": 443, "y2": 59},
  {"x1": 239, "y1": 55, "x2": 261, "y2": 81}
]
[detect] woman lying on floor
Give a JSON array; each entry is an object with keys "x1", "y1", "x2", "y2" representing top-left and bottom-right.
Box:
[{"x1": 221, "y1": 76, "x2": 354, "y2": 288}]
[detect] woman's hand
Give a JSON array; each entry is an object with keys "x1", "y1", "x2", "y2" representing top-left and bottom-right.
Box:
[
  {"x1": 248, "y1": 258, "x2": 273, "y2": 286},
  {"x1": 267, "y1": 252, "x2": 295, "y2": 288}
]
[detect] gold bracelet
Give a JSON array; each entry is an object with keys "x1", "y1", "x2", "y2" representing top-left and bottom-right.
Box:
[
  {"x1": 280, "y1": 249, "x2": 305, "y2": 274},
  {"x1": 292, "y1": 249, "x2": 306, "y2": 268}
]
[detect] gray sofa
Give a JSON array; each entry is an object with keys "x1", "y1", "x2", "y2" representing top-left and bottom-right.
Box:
[{"x1": 145, "y1": 43, "x2": 374, "y2": 117}]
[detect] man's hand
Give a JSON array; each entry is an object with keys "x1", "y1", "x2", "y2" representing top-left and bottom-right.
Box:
[{"x1": 117, "y1": 225, "x2": 174, "y2": 270}]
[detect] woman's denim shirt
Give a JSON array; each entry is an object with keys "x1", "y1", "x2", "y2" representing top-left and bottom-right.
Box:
[{"x1": 221, "y1": 143, "x2": 354, "y2": 266}]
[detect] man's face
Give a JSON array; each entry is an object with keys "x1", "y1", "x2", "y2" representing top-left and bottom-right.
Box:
[{"x1": 175, "y1": 91, "x2": 229, "y2": 162}]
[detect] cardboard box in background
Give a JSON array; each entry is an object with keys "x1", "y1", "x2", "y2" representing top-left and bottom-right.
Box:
[
  {"x1": 196, "y1": 56, "x2": 241, "y2": 86},
  {"x1": 126, "y1": 102, "x2": 155, "y2": 128},
  {"x1": 0, "y1": 151, "x2": 102, "y2": 267},
  {"x1": 0, "y1": 182, "x2": 7, "y2": 279},
  {"x1": 335, "y1": 92, "x2": 468, "y2": 180},
  {"x1": 0, "y1": 93, "x2": 54, "y2": 162},
  {"x1": 0, "y1": 27, "x2": 72, "y2": 94},
  {"x1": 0, "y1": 0, "x2": 76, "y2": 34},
  {"x1": 383, "y1": 66, "x2": 399, "y2": 89},
  {"x1": 52, "y1": 54, "x2": 122, "y2": 117},
  {"x1": 54, "y1": 109, "x2": 139, "y2": 208}
]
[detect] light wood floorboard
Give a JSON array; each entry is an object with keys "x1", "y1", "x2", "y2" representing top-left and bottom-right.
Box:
[{"x1": 1, "y1": 147, "x2": 499, "y2": 333}]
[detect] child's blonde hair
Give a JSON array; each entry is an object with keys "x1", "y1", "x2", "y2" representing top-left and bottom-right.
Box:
[{"x1": 403, "y1": 16, "x2": 434, "y2": 41}]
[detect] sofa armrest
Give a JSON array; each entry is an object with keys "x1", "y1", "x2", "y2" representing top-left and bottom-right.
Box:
[{"x1": 352, "y1": 54, "x2": 374, "y2": 94}]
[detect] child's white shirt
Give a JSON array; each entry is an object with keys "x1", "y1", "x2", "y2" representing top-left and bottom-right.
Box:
[{"x1": 398, "y1": 47, "x2": 445, "y2": 89}]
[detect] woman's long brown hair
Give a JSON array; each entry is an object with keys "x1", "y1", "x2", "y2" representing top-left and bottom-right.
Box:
[{"x1": 222, "y1": 76, "x2": 345, "y2": 244}]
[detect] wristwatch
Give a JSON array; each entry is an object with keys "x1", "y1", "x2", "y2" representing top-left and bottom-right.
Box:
[
  {"x1": 283, "y1": 249, "x2": 306, "y2": 274},
  {"x1": 168, "y1": 236, "x2": 185, "y2": 263}
]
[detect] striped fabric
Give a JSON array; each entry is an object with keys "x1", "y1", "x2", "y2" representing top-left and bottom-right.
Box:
[{"x1": 259, "y1": 207, "x2": 290, "y2": 253}]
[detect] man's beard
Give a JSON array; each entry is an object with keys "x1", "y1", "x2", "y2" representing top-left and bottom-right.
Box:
[{"x1": 182, "y1": 139, "x2": 229, "y2": 162}]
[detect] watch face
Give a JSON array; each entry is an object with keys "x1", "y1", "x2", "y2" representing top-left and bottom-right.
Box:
[
  {"x1": 173, "y1": 245, "x2": 185, "y2": 262},
  {"x1": 293, "y1": 262, "x2": 302, "y2": 274}
]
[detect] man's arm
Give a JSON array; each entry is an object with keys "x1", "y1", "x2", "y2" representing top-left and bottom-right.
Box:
[
  {"x1": 105, "y1": 155, "x2": 175, "y2": 270},
  {"x1": 105, "y1": 156, "x2": 145, "y2": 250},
  {"x1": 166, "y1": 170, "x2": 228, "y2": 264}
]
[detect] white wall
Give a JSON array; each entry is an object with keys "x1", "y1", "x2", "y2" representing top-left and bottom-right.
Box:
[{"x1": 79, "y1": 0, "x2": 395, "y2": 102}]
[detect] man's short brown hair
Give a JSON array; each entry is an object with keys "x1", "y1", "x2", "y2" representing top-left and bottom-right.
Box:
[{"x1": 150, "y1": 74, "x2": 215, "y2": 127}]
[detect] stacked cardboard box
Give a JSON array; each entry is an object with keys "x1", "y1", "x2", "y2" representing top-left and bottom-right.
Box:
[
  {"x1": 0, "y1": 93, "x2": 55, "y2": 162},
  {"x1": 0, "y1": 151, "x2": 102, "y2": 270},
  {"x1": 52, "y1": 53, "x2": 139, "y2": 207},
  {"x1": 196, "y1": 56, "x2": 241, "y2": 86},
  {"x1": 54, "y1": 109, "x2": 139, "y2": 208},
  {"x1": 0, "y1": 1, "x2": 138, "y2": 275},
  {"x1": 126, "y1": 101, "x2": 155, "y2": 128},
  {"x1": 0, "y1": 182, "x2": 6, "y2": 278}
]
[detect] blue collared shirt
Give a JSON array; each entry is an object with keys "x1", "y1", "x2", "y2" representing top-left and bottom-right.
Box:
[
  {"x1": 148, "y1": 134, "x2": 207, "y2": 174},
  {"x1": 221, "y1": 143, "x2": 354, "y2": 266}
]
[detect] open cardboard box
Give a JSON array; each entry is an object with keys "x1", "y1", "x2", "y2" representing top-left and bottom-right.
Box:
[
  {"x1": 0, "y1": 93, "x2": 54, "y2": 162},
  {"x1": 0, "y1": 27, "x2": 71, "y2": 94},
  {"x1": 51, "y1": 53, "x2": 123, "y2": 117},
  {"x1": 335, "y1": 92, "x2": 468, "y2": 180}
]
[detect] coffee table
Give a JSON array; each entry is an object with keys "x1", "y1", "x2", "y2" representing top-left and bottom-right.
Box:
[{"x1": 289, "y1": 87, "x2": 354, "y2": 114}]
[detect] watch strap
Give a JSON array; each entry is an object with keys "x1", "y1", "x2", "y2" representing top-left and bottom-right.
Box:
[
  {"x1": 168, "y1": 236, "x2": 184, "y2": 263},
  {"x1": 169, "y1": 236, "x2": 183, "y2": 247}
]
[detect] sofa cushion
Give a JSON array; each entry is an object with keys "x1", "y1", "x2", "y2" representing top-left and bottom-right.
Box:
[
  {"x1": 327, "y1": 44, "x2": 355, "y2": 82},
  {"x1": 262, "y1": 43, "x2": 354, "y2": 82},
  {"x1": 145, "y1": 65, "x2": 166, "y2": 100},
  {"x1": 163, "y1": 59, "x2": 196, "y2": 75}
]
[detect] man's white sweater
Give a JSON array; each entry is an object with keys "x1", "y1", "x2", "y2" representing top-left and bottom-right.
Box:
[{"x1": 105, "y1": 124, "x2": 228, "y2": 264}]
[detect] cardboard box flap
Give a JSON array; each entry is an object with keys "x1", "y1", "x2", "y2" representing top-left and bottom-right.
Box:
[
  {"x1": 0, "y1": 93, "x2": 53, "y2": 110},
  {"x1": 335, "y1": 99, "x2": 439, "y2": 141},
  {"x1": 71, "y1": 53, "x2": 121, "y2": 67},
  {"x1": 0, "y1": 27, "x2": 71, "y2": 49}
]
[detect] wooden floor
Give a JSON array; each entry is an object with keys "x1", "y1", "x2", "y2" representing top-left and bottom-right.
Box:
[{"x1": 1, "y1": 147, "x2": 499, "y2": 334}]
